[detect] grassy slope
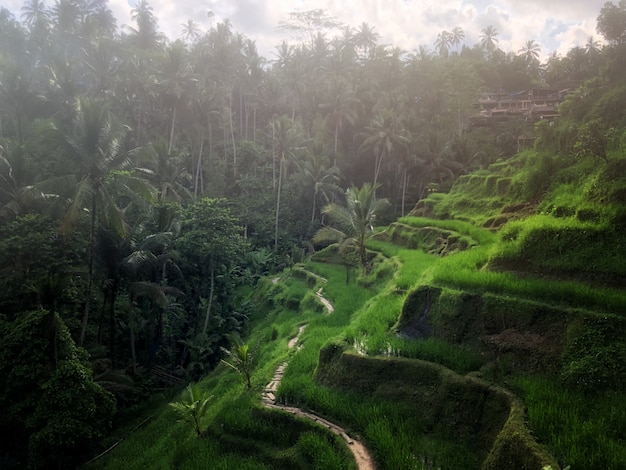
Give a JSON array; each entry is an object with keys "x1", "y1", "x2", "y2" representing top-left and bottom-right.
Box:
[
  {"x1": 89, "y1": 274, "x2": 370, "y2": 470},
  {"x1": 91, "y1": 147, "x2": 626, "y2": 469},
  {"x1": 89, "y1": 251, "x2": 489, "y2": 469},
  {"x1": 400, "y1": 148, "x2": 626, "y2": 469}
]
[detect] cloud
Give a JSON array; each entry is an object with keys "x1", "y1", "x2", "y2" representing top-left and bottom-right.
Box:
[{"x1": 1, "y1": 0, "x2": 610, "y2": 61}]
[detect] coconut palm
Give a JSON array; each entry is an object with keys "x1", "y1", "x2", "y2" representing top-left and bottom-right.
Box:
[
  {"x1": 434, "y1": 30, "x2": 452, "y2": 58},
  {"x1": 354, "y1": 22, "x2": 379, "y2": 60},
  {"x1": 313, "y1": 183, "x2": 389, "y2": 272},
  {"x1": 585, "y1": 36, "x2": 601, "y2": 55},
  {"x1": 271, "y1": 115, "x2": 306, "y2": 249},
  {"x1": 220, "y1": 334, "x2": 258, "y2": 389},
  {"x1": 292, "y1": 144, "x2": 341, "y2": 222},
  {"x1": 126, "y1": 0, "x2": 163, "y2": 50},
  {"x1": 359, "y1": 111, "x2": 410, "y2": 187},
  {"x1": 181, "y1": 19, "x2": 200, "y2": 43},
  {"x1": 43, "y1": 98, "x2": 156, "y2": 346},
  {"x1": 134, "y1": 139, "x2": 193, "y2": 203},
  {"x1": 21, "y1": 0, "x2": 49, "y2": 28},
  {"x1": 480, "y1": 25, "x2": 499, "y2": 55},
  {"x1": 318, "y1": 77, "x2": 360, "y2": 158},
  {"x1": 519, "y1": 39, "x2": 541, "y2": 66},
  {"x1": 156, "y1": 41, "x2": 196, "y2": 157},
  {"x1": 450, "y1": 26, "x2": 465, "y2": 53},
  {"x1": 169, "y1": 383, "x2": 212, "y2": 436}
]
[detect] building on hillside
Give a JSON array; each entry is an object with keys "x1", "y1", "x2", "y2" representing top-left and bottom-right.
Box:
[
  {"x1": 470, "y1": 89, "x2": 572, "y2": 128},
  {"x1": 468, "y1": 89, "x2": 573, "y2": 153}
]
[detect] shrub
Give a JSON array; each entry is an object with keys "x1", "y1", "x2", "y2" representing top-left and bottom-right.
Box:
[
  {"x1": 561, "y1": 318, "x2": 626, "y2": 393},
  {"x1": 0, "y1": 310, "x2": 115, "y2": 468}
]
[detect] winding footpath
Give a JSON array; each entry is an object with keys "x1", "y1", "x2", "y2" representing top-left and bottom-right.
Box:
[{"x1": 262, "y1": 280, "x2": 375, "y2": 470}]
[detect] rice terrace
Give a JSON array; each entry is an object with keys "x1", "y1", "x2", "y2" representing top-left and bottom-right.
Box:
[{"x1": 0, "y1": 1, "x2": 625, "y2": 469}]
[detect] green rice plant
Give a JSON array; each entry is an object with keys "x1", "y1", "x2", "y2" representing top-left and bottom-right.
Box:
[
  {"x1": 388, "y1": 337, "x2": 483, "y2": 375},
  {"x1": 345, "y1": 294, "x2": 405, "y2": 355},
  {"x1": 306, "y1": 261, "x2": 375, "y2": 319},
  {"x1": 296, "y1": 431, "x2": 356, "y2": 470},
  {"x1": 495, "y1": 214, "x2": 626, "y2": 277},
  {"x1": 431, "y1": 245, "x2": 626, "y2": 314},
  {"x1": 366, "y1": 417, "x2": 421, "y2": 469},
  {"x1": 397, "y1": 216, "x2": 497, "y2": 246},
  {"x1": 367, "y1": 238, "x2": 401, "y2": 257},
  {"x1": 514, "y1": 376, "x2": 626, "y2": 469},
  {"x1": 394, "y1": 248, "x2": 439, "y2": 291}
]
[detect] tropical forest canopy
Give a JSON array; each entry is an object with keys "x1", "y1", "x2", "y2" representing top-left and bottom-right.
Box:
[{"x1": 1, "y1": 0, "x2": 626, "y2": 467}]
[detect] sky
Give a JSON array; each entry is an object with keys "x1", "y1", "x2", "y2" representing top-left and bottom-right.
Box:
[{"x1": 5, "y1": 0, "x2": 608, "y2": 61}]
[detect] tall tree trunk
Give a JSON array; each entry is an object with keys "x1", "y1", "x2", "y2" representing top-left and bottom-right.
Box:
[
  {"x1": 79, "y1": 195, "x2": 96, "y2": 347},
  {"x1": 202, "y1": 264, "x2": 215, "y2": 336},
  {"x1": 253, "y1": 104, "x2": 257, "y2": 144},
  {"x1": 373, "y1": 152, "x2": 384, "y2": 187},
  {"x1": 194, "y1": 129, "x2": 204, "y2": 198},
  {"x1": 334, "y1": 120, "x2": 339, "y2": 166},
  {"x1": 229, "y1": 96, "x2": 237, "y2": 177},
  {"x1": 359, "y1": 232, "x2": 367, "y2": 274},
  {"x1": 168, "y1": 106, "x2": 177, "y2": 156},
  {"x1": 128, "y1": 291, "x2": 137, "y2": 375},
  {"x1": 274, "y1": 155, "x2": 284, "y2": 250},
  {"x1": 401, "y1": 170, "x2": 409, "y2": 217},
  {"x1": 98, "y1": 291, "x2": 107, "y2": 344},
  {"x1": 109, "y1": 287, "x2": 117, "y2": 368},
  {"x1": 272, "y1": 120, "x2": 276, "y2": 189}
]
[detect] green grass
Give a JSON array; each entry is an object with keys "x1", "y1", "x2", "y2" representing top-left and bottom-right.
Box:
[
  {"x1": 397, "y1": 216, "x2": 497, "y2": 246},
  {"x1": 430, "y1": 245, "x2": 626, "y2": 314},
  {"x1": 492, "y1": 214, "x2": 626, "y2": 278},
  {"x1": 513, "y1": 376, "x2": 626, "y2": 470},
  {"x1": 272, "y1": 257, "x2": 483, "y2": 468},
  {"x1": 92, "y1": 201, "x2": 626, "y2": 469},
  {"x1": 386, "y1": 337, "x2": 483, "y2": 375}
]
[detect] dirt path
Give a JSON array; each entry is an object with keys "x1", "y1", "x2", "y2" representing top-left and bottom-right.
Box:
[
  {"x1": 261, "y1": 292, "x2": 376, "y2": 470},
  {"x1": 316, "y1": 286, "x2": 334, "y2": 313}
]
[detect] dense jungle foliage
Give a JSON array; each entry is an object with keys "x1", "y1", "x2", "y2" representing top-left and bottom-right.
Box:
[{"x1": 1, "y1": 0, "x2": 626, "y2": 468}]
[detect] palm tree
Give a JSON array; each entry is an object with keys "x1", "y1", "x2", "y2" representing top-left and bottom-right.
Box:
[
  {"x1": 271, "y1": 115, "x2": 306, "y2": 249},
  {"x1": 408, "y1": 45, "x2": 432, "y2": 63},
  {"x1": 21, "y1": 0, "x2": 49, "y2": 45},
  {"x1": 354, "y1": 22, "x2": 379, "y2": 61},
  {"x1": 83, "y1": 0, "x2": 117, "y2": 39},
  {"x1": 318, "y1": 77, "x2": 360, "y2": 159},
  {"x1": 50, "y1": 0, "x2": 80, "y2": 35},
  {"x1": 82, "y1": 37, "x2": 120, "y2": 98},
  {"x1": 181, "y1": 19, "x2": 200, "y2": 43},
  {"x1": 156, "y1": 41, "x2": 195, "y2": 157},
  {"x1": 0, "y1": 64, "x2": 40, "y2": 146},
  {"x1": 480, "y1": 25, "x2": 499, "y2": 55},
  {"x1": 313, "y1": 183, "x2": 389, "y2": 272},
  {"x1": 44, "y1": 98, "x2": 156, "y2": 346},
  {"x1": 585, "y1": 36, "x2": 601, "y2": 55},
  {"x1": 127, "y1": 0, "x2": 163, "y2": 50},
  {"x1": 169, "y1": 383, "x2": 212, "y2": 436},
  {"x1": 518, "y1": 39, "x2": 541, "y2": 67},
  {"x1": 450, "y1": 26, "x2": 465, "y2": 53},
  {"x1": 122, "y1": 246, "x2": 175, "y2": 375},
  {"x1": 220, "y1": 334, "x2": 258, "y2": 389},
  {"x1": 434, "y1": 30, "x2": 452, "y2": 58},
  {"x1": 21, "y1": 0, "x2": 49, "y2": 28},
  {"x1": 0, "y1": 146, "x2": 50, "y2": 221},
  {"x1": 134, "y1": 139, "x2": 193, "y2": 203},
  {"x1": 359, "y1": 111, "x2": 410, "y2": 187},
  {"x1": 292, "y1": 145, "x2": 340, "y2": 222}
]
